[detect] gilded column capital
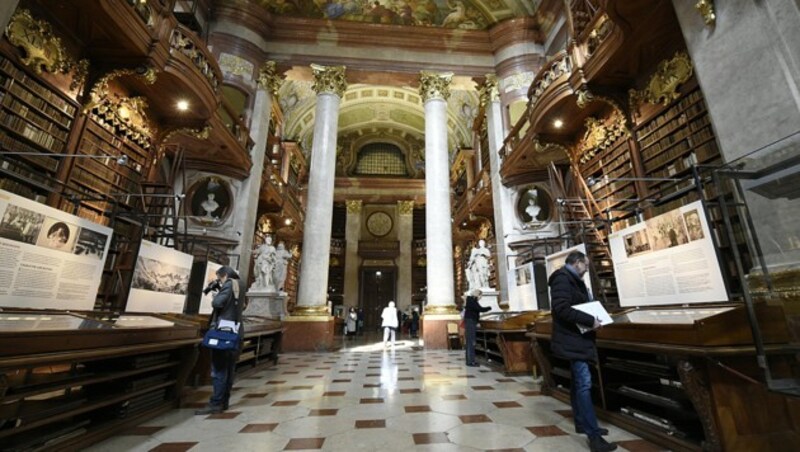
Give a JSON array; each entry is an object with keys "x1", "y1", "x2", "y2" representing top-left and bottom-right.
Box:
[
  {"x1": 311, "y1": 64, "x2": 347, "y2": 97},
  {"x1": 694, "y1": 0, "x2": 716, "y2": 27},
  {"x1": 478, "y1": 74, "x2": 500, "y2": 107},
  {"x1": 397, "y1": 200, "x2": 414, "y2": 216},
  {"x1": 345, "y1": 199, "x2": 362, "y2": 214},
  {"x1": 257, "y1": 60, "x2": 283, "y2": 96},
  {"x1": 419, "y1": 71, "x2": 453, "y2": 102}
]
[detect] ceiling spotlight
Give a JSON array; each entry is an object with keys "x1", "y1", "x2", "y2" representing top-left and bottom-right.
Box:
[
  {"x1": 176, "y1": 100, "x2": 189, "y2": 111},
  {"x1": 553, "y1": 119, "x2": 563, "y2": 128},
  {"x1": 284, "y1": 218, "x2": 292, "y2": 225}
]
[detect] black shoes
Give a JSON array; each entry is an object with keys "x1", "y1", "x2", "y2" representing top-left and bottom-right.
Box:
[
  {"x1": 194, "y1": 405, "x2": 223, "y2": 415},
  {"x1": 589, "y1": 435, "x2": 617, "y2": 452},
  {"x1": 577, "y1": 427, "x2": 609, "y2": 435}
]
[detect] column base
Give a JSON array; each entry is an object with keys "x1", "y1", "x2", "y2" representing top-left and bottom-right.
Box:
[
  {"x1": 282, "y1": 316, "x2": 335, "y2": 352},
  {"x1": 421, "y1": 313, "x2": 461, "y2": 350}
]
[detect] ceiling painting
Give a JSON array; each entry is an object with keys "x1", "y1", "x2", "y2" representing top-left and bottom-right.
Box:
[{"x1": 253, "y1": 0, "x2": 536, "y2": 30}]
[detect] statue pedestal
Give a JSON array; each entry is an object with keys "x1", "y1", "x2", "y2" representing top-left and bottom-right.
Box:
[
  {"x1": 244, "y1": 290, "x2": 288, "y2": 319},
  {"x1": 470, "y1": 288, "x2": 505, "y2": 312}
]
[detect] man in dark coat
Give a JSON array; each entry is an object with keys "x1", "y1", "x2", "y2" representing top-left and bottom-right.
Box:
[
  {"x1": 549, "y1": 251, "x2": 616, "y2": 452},
  {"x1": 196, "y1": 266, "x2": 242, "y2": 415},
  {"x1": 464, "y1": 289, "x2": 491, "y2": 367}
]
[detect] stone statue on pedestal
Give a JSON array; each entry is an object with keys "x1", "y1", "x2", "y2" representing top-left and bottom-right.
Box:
[
  {"x1": 272, "y1": 242, "x2": 292, "y2": 292},
  {"x1": 251, "y1": 235, "x2": 277, "y2": 292},
  {"x1": 466, "y1": 239, "x2": 492, "y2": 290}
]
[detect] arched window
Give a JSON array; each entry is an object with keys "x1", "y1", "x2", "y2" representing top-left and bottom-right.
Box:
[{"x1": 354, "y1": 143, "x2": 408, "y2": 177}]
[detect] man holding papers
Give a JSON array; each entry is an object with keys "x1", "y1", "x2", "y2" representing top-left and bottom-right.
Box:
[{"x1": 549, "y1": 251, "x2": 616, "y2": 452}]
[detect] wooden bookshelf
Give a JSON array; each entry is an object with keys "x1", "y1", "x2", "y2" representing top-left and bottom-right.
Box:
[{"x1": 0, "y1": 54, "x2": 77, "y2": 201}]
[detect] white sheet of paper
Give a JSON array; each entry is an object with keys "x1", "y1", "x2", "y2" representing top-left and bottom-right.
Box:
[
  {"x1": 572, "y1": 301, "x2": 614, "y2": 333},
  {"x1": 218, "y1": 319, "x2": 240, "y2": 334}
]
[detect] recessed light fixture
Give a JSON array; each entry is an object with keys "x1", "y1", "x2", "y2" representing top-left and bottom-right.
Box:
[
  {"x1": 284, "y1": 218, "x2": 292, "y2": 225},
  {"x1": 176, "y1": 100, "x2": 189, "y2": 111},
  {"x1": 553, "y1": 119, "x2": 563, "y2": 128}
]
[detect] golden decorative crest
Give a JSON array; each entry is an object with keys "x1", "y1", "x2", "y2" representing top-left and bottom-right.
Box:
[
  {"x1": 419, "y1": 71, "x2": 453, "y2": 102},
  {"x1": 478, "y1": 74, "x2": 499, "y2": 107},
  {"x1": 345, "y1": 199, "x2": 362, "y2": 214},
  {"x1": 695, "y1": 0, "x2": 716, "y2": 27},
  {"x1": 631, "y1": 52, "x2": 693, "y2": 108},
  {"x1": 94, "y1": 96, "x2": 154, "y2": 148},
  {"x1": 6, "y1": 9, "x2": 68, "y2": 74},
  {"x1": 575, "y1": 86, "x2": 595, "y2": 109},
  {"x1": 311, "y1": 64, "x2": 347, "y2": 97},
  {"x1": 397, "y1": 200, "x2": 415, "y2": 216},
  {"x1": 160, "y1": 125, "x2": 212, "y2": 144},
  {"x1": 258, "y1": 61, "x2": 283, "y2": 96},
  {"x1": 576, "y1": 111, "x2": 629, "y2": 164}
]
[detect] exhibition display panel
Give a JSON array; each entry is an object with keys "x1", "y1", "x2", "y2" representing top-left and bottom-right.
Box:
[{"x1": 0, "y1": 310, "x2": 199, "y2": 451}]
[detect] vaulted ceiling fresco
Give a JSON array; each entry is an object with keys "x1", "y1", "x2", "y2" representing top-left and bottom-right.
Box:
[
  {"x1": 279, "y1": 82, "x2": 479, "y2": 173},
  {"x1": 254, "y1": 0, "x2": 537, "y2": 29}
]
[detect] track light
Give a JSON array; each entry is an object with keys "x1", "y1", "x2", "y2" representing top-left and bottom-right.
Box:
[
  {"x1": 3, "y1": 152, "x2": 129, "y2": 166},
  {"x1": 586, "y1": 175, "x2": 681, "y2": 187}
]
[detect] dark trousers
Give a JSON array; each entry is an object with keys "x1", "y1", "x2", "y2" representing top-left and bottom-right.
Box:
[
  {"x1": 570, "y1": 360, "x2": 602, "y2": 437},
  {"x1": 464, "y1": 318, "x2": 478, "y2": 364},
  {"x1": 209, "y1": 349, "x2": 237, "y2": 408}
]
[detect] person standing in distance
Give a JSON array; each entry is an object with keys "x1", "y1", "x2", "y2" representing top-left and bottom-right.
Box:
[
  {"x1": 464, "y1": 288, "x2": 491, "y2": 367},
  {"x1": 381, "y1": 301, "x2": 399, "y2": 348},
  {"x1": 196, "y1": 266, "x2": 242, "y2": 415},
  {"x1": 549, "y1": 251, "x2": 616, "y2": 452}
]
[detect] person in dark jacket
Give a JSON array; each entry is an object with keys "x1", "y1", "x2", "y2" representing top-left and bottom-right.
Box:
[
  {"x1": 196, "y1": 266, "x2": 242, "y2": 415},
  {"x1": 464, "y1": 289, "x2": 491, "y2": 367},
  {"x1": 549, "y1": 251, "x2": 616, "y2": 452}
]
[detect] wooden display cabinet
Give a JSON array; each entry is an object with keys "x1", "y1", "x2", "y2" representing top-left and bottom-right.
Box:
[
  {"x1": 530, "y1": 304, "x2": 800, "y2": 451},
  {"x1": 157, "y1": 313, "x2": 283, "y2": 386},
  {"x1": 476, "y1": 311, "x2": 548, "y2": 375},
  {"x1": 0, "y1": 311, "x2": 199, "y2": 451}
]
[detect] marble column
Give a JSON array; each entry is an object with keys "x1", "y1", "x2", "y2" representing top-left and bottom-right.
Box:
[
  {"x1": 343, "y1": 199, "x2": 362, "y2": 308},
  {"x1": 419, "y1": 72, "x2": 459, "y2": 349},
  {"x1": 420, "y1": 71, "x2": 457, "y2": 314},
  {"x1": 480, "y1": 75, "x2": 516, "y2": 307},
  {"x1": 294, "y1": 64, "x2": 347, "y2": 316},
  {"x1": 396, "y1": 200, "x2": 414, "y2": 310},
  {"x1": 0, "y1": 1, "x2": 19, "y2": 31},
  {"x1": 232, "y1": 62, "x2": 281, "y2": 282}
]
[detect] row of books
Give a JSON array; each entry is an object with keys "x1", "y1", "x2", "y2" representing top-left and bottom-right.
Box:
[
  {"x1": 0, "y1": 56, "x2": 77, "y2": 116},
  {"x1": 0, "y1": 109, "x2": 65, "y2": 152},
  {"x1": 6, "y1": 80, "x2": 74, "y2": 127},
  {"x1": 86, "y1": 117, "x2": 149, "y2": 161},
  {"x1": 636, "y1": 89, "x2": 704, "y2": 136},
  {"x1": 2, "y1": 95, "x2": 71, "y2": 141},
  {"x1": 0, "y1": 131, "x2": 59, "y2": 172},
  {"x1": 81, "y1": 131, "x2": 146, "y2": 173}
]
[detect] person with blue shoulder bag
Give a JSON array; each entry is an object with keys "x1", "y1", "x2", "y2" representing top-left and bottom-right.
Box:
[{"x1": 196, "y1": 266, "x2": 242, "y2": 415}]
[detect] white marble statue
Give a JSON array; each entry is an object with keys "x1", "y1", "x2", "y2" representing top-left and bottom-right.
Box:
[
  {"x1": 466, "y1": 239, "x2": 492, "y2": 290},
  {"x1": 272, "y1": 242, "x2": 292, "y2": 292},
  {"x1": 251, "y1": 235, "x2": 277, "y2": 291}
]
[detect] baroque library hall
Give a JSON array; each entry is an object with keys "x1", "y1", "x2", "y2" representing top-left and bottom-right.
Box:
[{"x1": 0, "y1": 1, "x2": 798, "y2": 451}]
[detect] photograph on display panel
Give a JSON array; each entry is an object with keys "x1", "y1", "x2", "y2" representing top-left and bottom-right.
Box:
[
  {"x1": 131, "y1": 256, "x2": 190, "y2": 295},
  {"x1": 36, "y1": 218, "x2": 79, "y2": 253},
  {"x1": 0, "y1": 204, "x2": 44, "y2": 245},
  {"x1": 73, "y1": 228, "x2": 109, "y2": 260}
]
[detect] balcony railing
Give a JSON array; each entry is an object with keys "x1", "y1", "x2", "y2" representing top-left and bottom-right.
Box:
[{"x1": 169, "y1": 25, "x2": 221, "y2": 93}]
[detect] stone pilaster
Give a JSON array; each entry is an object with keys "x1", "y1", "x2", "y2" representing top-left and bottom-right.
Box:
[
  {"x1": 232, "y1": 61, "x2": 282, "y2": 282},
  {"x1": 343, "y1": 199, "x2": 362, "y2": 308},
  {"x1": 396, "y1": 200, "x2": 414, "y2": 310},
  {"x1": 294, "y1": 64, "x2": 347, "y2": 316}
]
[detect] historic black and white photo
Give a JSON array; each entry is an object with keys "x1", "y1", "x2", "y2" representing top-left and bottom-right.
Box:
[
  {"x1": 36, "y1": 217, "x2": 78, "y2": 252},
  {"x1": 73, "y1": 228, "x2": 110, "y2": 260},
  {"x1": 132, "y1": 256, "x2": 190, "y2": 295},
  {"x1": 0, "y1": 204, "x2": 44, "y2": 245}
]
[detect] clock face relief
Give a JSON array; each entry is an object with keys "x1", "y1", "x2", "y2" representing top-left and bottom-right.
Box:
[{"x1": 367, "y1": 211, "x2": 393, "y2": 237}]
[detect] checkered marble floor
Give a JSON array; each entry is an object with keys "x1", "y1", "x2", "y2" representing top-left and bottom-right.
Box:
[{"x1": 87, "y1": 336, "x2": 666, "y2": 451}]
